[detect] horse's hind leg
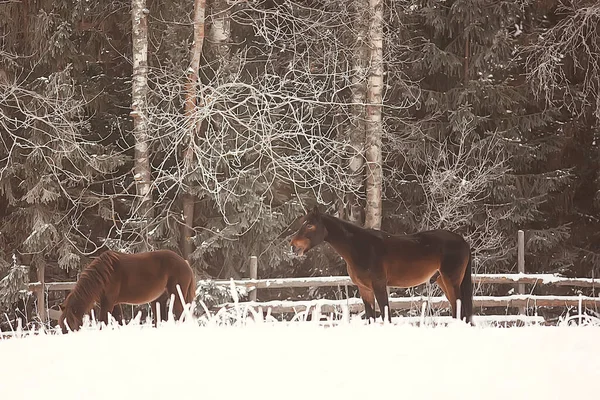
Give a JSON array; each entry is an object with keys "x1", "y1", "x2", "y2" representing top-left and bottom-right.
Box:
[
  {"x1": 151, "y1": 291, "x2": 169, "y2": 326},
  {"x1": 439, "y1": 253, "x2": 466, "y2": 320},
  {"x1": 438, "y1": 274, "x2": 461, "y2": 319},
  {"x1": 435, "y1": 274, "x2": 463, "y2": 321},
  {"x1": 170, "y1": 286, "x2": 186, "y2": 321},
  {"x1": 435, "y1": 274, "x2": 448, "y2": 296},
  {"x1": 166, "y1": 278, "x2": 194, "y2": 321},
  {"x1": 429, "y1": 270, "x2": 440, "y2": 284}
]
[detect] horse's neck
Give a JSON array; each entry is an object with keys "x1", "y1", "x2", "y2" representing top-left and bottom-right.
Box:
[
  {"x1": 66, "y1": 293, "x2": 95, "y2": 320},
  {"x1": 322, "y1": 216, "x2": 358, "y2": 259},
  {"x1": 69, "y1": 266, "x2": 108, "y2": 316}
]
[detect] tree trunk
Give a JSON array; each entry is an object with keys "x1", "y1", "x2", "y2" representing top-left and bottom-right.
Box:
[
  {"x1": 131, "y1": 0, "x2": 153, "y2": 244},
  {"x1": 347, "y1": 0, "x2": 369, "y2": 225},
  {"x1": 208, "y1": 0, "x2": 231, "y2": 63},
  {"x1": 181, "y1": 0, "x2": 206, "y2": 260},
  {"x1": 364, "y1": 0, "x2": 383, "y2": 230},
  {"x1": 464, "y1": 33, "x2": 470, "y2": 84},
  {"x1": 206, "y1": 0, "x2": 231, "y2": 141}
]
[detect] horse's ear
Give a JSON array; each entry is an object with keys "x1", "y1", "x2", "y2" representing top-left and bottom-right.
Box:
[{"x1": 312, "y1": 205, "x2": 320, "y2": 215}]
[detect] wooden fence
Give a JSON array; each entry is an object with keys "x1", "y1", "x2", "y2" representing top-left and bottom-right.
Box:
[
  {"x1": 26, "y1": 230, "x2": 600, "y2": 324},
  {"x1": 207, "y1": 273, "x2": 600, "y2": 322}
]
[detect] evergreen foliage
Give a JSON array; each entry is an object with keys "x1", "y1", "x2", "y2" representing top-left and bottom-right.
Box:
[
  {"x1": 382, "y1": 0, "x2": 600, "y2": 284},
  {"x1": 1, "y1": 0, "x2": 599, "y2": 316},
  {"x1": 0, "y1": 256, "x2": 28, "y2": 311}
]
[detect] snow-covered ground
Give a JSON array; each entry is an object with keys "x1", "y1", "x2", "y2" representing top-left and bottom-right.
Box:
[{"x1": 1, "y1": 313, "x2": 599, "y2": 400}]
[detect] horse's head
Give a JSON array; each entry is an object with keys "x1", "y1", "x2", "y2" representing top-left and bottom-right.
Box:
[
  {"x1": 58, "y1": 294, "x2": 84, "y2": 334},
  {"x1": 290, "y1": 205, "x2": 328, "y2": 256}
]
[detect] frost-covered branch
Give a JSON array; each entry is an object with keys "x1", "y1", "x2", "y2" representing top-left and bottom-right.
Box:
[
  {"x1": 386, "y1": 114, "x2": 512, "y2": 273},
  {"x1": 0, "y1": 68, "x2": 129, "y2": 262},
  {"x1": 525, "y1": 2, "x2": 600, "y2": 118}
]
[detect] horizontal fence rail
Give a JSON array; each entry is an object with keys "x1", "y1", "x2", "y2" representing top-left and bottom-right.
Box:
[
  {"x1": 27, "y1": 272, "x2": 600, "y2": 323},
  {"x1": 27, "y1": 273, "x2": 600, "y2": 294},
  {"x1": 217, "y1": 294, "x2": 600, "y2": 315},
  {"x1": 204, "y1": 273, "x2": 600, "y2": 290},
  {"x1": 22, "y1": 229, "x2": 600, "y2": 325}
]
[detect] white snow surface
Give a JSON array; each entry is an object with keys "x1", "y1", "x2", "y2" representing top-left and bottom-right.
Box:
[{"x1": 1, "y1": 316, "x2": 599, "y2": 400}]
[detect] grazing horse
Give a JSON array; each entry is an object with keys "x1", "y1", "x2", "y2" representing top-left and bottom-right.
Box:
[
  {"x1": 58, "y1": 249, "x2": 196, "y2": 333},
  {"x1": 288, "y1": 207, "x2": 474, "y2": 324}
]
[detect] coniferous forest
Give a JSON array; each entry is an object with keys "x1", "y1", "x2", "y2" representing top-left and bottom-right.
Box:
[{"x1": 1, "y1": 0, "x2": 600, "y2": 322}]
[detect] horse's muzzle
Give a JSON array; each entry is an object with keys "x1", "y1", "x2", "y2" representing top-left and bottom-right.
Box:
[{"x1": 290, "y1": 245, "x2": 304, "y2": 257}]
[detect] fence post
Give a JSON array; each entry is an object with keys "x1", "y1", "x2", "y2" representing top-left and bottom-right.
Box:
[
  {"x1": 36, "y1": 264, "x2": 47, "y2": 324},
  {"x1": 517, "y1": 230, "x2": 525, "y2": 315},
  {"x1": 249, "y1": 255, "x2": 258, "y2": 301}
]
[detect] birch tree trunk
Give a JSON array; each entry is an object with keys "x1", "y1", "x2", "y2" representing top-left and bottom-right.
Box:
[
  {"x1": 347, "y1": 0, "x2": 368, "y2": 225},
  {"x1": 131, "y1": 0, "x2": 153, "y2": 242},
  {"x1": 181, "y1": 0, "x2": 206, "y2": 260},
  {"x1": 364, "y1": 0, "x2": 383, "y2": 230},
  {"x1": 206, "y1": 0, "x2": 231, "y2": 139},
  {"x1": 208, "y1": 0, "x2": 231, "y2": 63},
  {"x1": 207, "y1": 0, "x2": 239, "y2": 278}
]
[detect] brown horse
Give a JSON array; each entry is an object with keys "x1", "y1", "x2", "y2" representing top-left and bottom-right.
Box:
[
  {"x1": 58, "y1": 249, "x2": 196, "y2": 333},
  {"x1": 288, "y1": 207, "x2": 474, "y2": 324}
]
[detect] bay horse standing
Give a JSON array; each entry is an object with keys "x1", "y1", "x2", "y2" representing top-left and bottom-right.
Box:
[
  {"x1": 58, "y1": 249, "x2": 196, "y2": 333},
  {"x1": 289, "y1": 207, "x2": 474, "y2": 324}
]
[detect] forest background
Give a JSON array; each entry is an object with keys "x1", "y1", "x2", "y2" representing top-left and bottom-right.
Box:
[{"x1": 1, "y1": 0, "x2": 599, "y2": 324}]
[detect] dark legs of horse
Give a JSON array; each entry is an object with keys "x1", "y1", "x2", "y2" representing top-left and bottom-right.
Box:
[
  {"x1": 98, "y1": 297, "x2": 117, "y2": 328},
  {"x1": 166, "y1": 280, "x2": 190, "y2": 321},
  {"x1": 358, "y1": 285, "x2": 376, "y2": 323},
  {"x1": 363, "y1": 301, "x2": 376, "y2": 323},
  {"x1": 152, "y1": 285, "x2": 186, "y2": 325},
  {"x1": 373, "y1": 281, "x2": 392, "y2": 323},
  {"x1": 438, "y1": 250, "x2": 473, "y2": 324},
  {"x1": 438, "y1": 275, "x2": 461, "y2": 319},
  {"x1": 99, "y1": 282, "x2": 121, "y2": 328},
  {"x1": 110, "y1": 304, "x2": 124, "y2": 325},
  {"x1": 429, "y1": 271, "x2": 440, "y2": 284},
  {"x1": 152, "y1": 291, "x2": 169, "y2": 327}
]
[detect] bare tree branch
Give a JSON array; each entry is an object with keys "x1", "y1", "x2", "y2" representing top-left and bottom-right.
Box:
[{"x1": 525, "y1": 3, "x2": 600, "y2": 118}]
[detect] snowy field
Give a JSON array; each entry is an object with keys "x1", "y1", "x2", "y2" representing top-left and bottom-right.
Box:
[{"x1": 1, "y1": 312, "x2": 599, "y2": 400}]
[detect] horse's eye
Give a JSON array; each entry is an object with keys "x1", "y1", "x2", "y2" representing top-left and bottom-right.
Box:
[{"x1": 306, "y1": 224, "x2": 316, "y2": 231}]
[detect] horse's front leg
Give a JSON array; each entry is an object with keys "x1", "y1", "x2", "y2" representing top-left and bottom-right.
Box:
[
  {"x1": 372, "y1": 279, "x2": 391, "y2": 323},
  {"x1": 99, "y1": 296, "x2": 117, "y2": 328},
  {"x1": 111, "y1": 304, "x2": 124, "y2": 325},
  {"x1": 357, "y1": 284, "x2": 376, "y2": 323}
]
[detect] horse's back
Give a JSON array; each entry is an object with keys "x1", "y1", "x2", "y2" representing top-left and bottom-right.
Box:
[
  {"x1": 115, "y1": 250, "x2": 192, "y2": 277},
  {"x1": 111, "y1": 249, "x2": 194, "y2": 305},
  {"x1": 410, "y1": 229, "x2": 470, "y2": 248},
  {"x1": 377, "y1": 229, "x2": 470, "y2": 286},
  {"x1": 380, "y1": 229, "x2": 467, "y2": 251}
]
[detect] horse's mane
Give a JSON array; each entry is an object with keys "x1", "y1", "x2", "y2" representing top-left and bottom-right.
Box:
[
  {"x1": 63, "y1": 251, "x2": 120, "y2": 317},
  {"x1": 321, "y1": 213, "x2": 418, "y2": 242},
  {"x1": 321, "y1": 213, "x2": 383, "y2": 238}
]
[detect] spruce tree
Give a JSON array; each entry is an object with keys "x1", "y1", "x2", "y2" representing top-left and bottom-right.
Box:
[
  {"x1": 0, "y1": 1, "x2": 130, "y2": 321},
  {"x1": 382, "y1": 0, "x2": 573, "y2": 284},
  {"x1": 522, "y1": 0, "x2": 600, "y2": 280}
]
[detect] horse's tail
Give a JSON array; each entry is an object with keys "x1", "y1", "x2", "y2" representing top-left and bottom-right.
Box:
[
  {"x1": 460, "y1": 251, "x2": 474, "y2": 325},
  {"x1": 187, "y1": 274, "x2": 197, "y2": 305},
  {"x1": 184, "y1": 260, "x2": 197, "y2": 305}
]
